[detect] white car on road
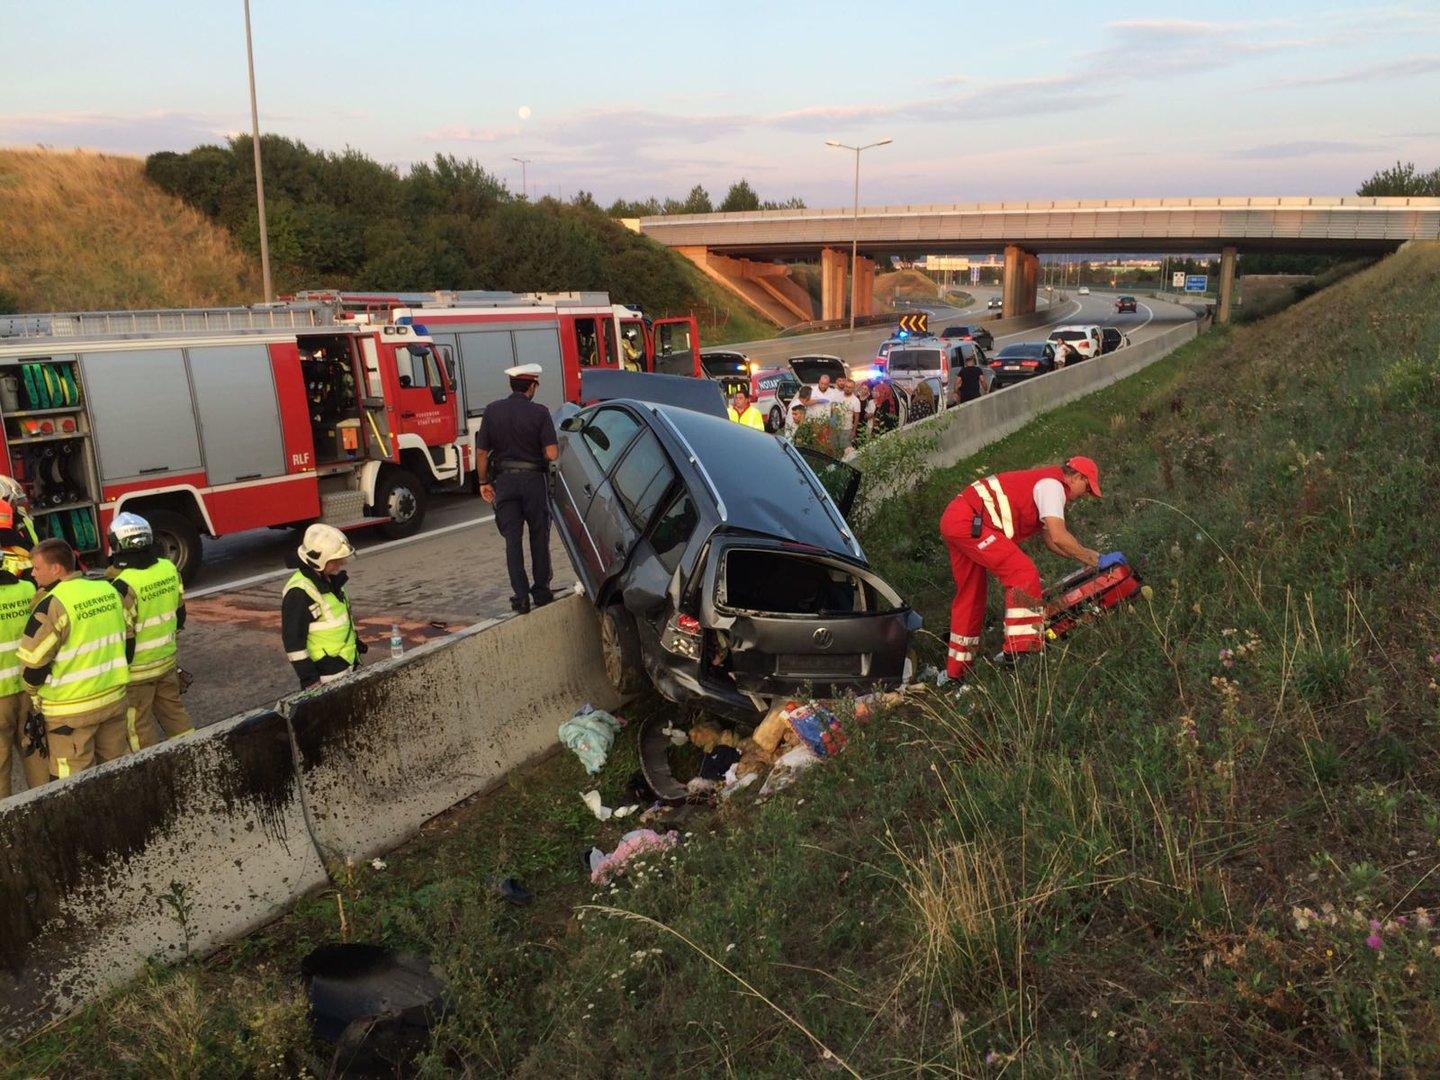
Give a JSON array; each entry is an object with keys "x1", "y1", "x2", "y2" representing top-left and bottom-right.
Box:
[{"x1": 1047, "y1": 324, "x2": 1103, "y2": 361}]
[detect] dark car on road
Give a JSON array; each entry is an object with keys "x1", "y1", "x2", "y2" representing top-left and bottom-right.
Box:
[
  {"x1": 988, "y1": 342, "x2": 1056, "y2": 388},
  {"x1": 1114, "y1": 296, "x2": 1138, "y2": 314},
  {"x1": 1099, "y1": 327, "x2": 1130, "y2": 354},
  {"x1": 941, "y1": 324, "x2": 995, "y2": 354},
  {"x1": 550, "y1": 370, "x2": 920, "y2": 721},
  {"x1": 987, "y1": 296, "x2": 1003, "y2": 310}
]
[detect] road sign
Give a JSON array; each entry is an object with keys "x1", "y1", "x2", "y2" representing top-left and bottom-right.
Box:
[
  {"x1": 1172, "y1": 272, "x2": 1186, "y2": 288},
  {"x1": 897, "y1": 313, "x2": 929, "y2": 334},
  {"x1": 1184, "y1": 274, "x2": 1209, "y2": 293}
]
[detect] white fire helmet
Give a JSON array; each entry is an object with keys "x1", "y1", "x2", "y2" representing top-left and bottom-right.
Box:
[
  {"x1": 108, "y1": 511, "x2": 154, "y2": 552},
  {"x1": 0, "y1": 475, "x2": 28, "y2": 509},
  {"x1": 298, "y1": 523, "x2": 355, "y2": 570}
]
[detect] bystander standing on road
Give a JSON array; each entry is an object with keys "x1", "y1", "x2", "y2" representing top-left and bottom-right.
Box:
[
  {"x1": 838, "y1": 380, "x2": 862, "y2": 448},
  {"x1": 18, "y1": 539, "x2": 135, "y2": 781},
  {"x1": 0, "y1": 532, "x2": 40, "y2": 797},
  {"x1": 727, "y1": 389, "x2": 766, "y2": 430},
  {"x1": 282, "y1": 524, "x2": 363, "y2": 689},
  {"x1": 476, "y1": 364, "x2": 559, "y2": 614},
  {"x1": 107, "y1": 512, "x2": 193, "y2": 749},
  {"x1": 855, "y1": 382, "x2": 875, "y2": 437},
  {"x1": 958, "y1": 353, "x2": 988, "y2": 403}
]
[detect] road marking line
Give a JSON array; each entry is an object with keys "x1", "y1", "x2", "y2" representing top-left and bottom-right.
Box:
[{"x1": 189, "y1": 513, "x2": 498, "y2": 599}]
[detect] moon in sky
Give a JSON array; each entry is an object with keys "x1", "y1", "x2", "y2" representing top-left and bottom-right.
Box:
[{"x1": 518, "y1": 105, "x2": 532, "y2": 120}]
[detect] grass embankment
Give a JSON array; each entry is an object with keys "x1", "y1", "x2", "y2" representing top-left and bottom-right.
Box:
[
  {"x1": 9, "y1": 243, "x2": 1440, "y2": 1076},
  {"x1": 0, "y1": 149, "x2": 258, "y2": 313}
]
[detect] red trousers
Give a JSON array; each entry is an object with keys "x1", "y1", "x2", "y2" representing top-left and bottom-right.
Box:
[{"x1": 939, "y1": 496, "x2": 1046, "y2": 678}]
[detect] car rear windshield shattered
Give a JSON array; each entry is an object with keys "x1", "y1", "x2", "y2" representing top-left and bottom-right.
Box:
[{"x1": 719, "y1": 549, "x2": 897, "y2": 615}]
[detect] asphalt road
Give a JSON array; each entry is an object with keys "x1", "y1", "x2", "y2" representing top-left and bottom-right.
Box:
[{"x1": 170, "y1": 285, "x2": 1201, "y2": 727}]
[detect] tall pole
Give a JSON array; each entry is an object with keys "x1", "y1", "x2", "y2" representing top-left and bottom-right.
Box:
[
  {"x1": 826, "y1": 137, "x2": 891, "y2": 335},
  {"x1": 512, "y1": 156, "x2": 532, "y2": 199},
  {"x1": 243, "y1": 0, "x2": 272, "y2": 302}
]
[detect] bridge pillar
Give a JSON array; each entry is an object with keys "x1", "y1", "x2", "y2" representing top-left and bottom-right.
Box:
[
  {"x1": 852, "y1": 255, "x2": 876, "y2": 318},
  {"x1": 1002, "y1": 244, "x2": 1039, "y2": 318},
  {"x1": 820, "y1": 247, "x2": 849, "y2": 322},
  {"x1": 1217, "y1": 245, "x2": 1237, "y2": 324}
]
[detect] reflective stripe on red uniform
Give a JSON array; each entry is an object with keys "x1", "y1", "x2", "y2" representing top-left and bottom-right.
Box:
[{"x1": 940, "y1": 476, "x2": 1052, "y2": 679}]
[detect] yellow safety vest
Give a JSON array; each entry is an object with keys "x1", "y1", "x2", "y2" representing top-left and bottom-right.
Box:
[
  {"x1": 0, "y1": 578, "x2": 37, "y2": 697},
  {"x1": 116, "y1": 558, "x2": 183, "y2": 681},
  {"x1": 283, "y1": 571, "x2": 358, "y2": 667},
  {"x1": 26, "y1": 576, "x2": 130, "y2": 716},
  {"x1": 727, "y1": 405, "x2": 766, "y2": 431}
]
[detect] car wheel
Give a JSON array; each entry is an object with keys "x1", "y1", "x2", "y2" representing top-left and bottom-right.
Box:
[
  {"x1": 373, "y1": 467, "x2": 428, "y2": 539},
  {"x1": 767, "y1": 404, "x2": 784, "y2": 433},
  {"x1": 600, "y1": 605, "x2": 647, "y2": 695},
  {"x1": 146, "y1": 508, "x2": 203, "y2": 584}
]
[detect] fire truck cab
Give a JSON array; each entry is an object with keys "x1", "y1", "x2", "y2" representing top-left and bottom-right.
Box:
[
  {"x1": 0, "y1": 303, "x2": 459, "y2": 582},
  {"x1": 296, "y1": 291, "x2": 702, "y2": 479}
]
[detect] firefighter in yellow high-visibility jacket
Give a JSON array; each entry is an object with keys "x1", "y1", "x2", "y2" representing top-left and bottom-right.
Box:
[
  {"x1": 17, "y1": 538, "x2": 136, "y2": 780},
  {"x1": 107, "y1": 512, "x2": 193, "y2": 749}
]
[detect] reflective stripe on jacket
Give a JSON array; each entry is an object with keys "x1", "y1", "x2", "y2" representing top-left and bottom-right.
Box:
[
  {"x1": 117, "y1": 558, "x2": 183, "y2": 680},
  {"x1": 26, "y1": 576, "x2": 130, "y2": 716},
  {"x1": 0, "y1": 578, "x2": 36, "y2": 696},
  {"x1": 283, "y1": 571, "x2": 358, "y2": 666},
  {"x1": 964, "y1": 466, "x2": 1067, "y2": 543}
]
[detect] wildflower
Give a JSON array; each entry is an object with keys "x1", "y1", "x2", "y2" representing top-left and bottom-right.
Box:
[
  {"x1": 1430, "y1": 653, "x2": 1440, "y2": 666},
  {"x1": 1218, "y1": 648, "x2": 1235, "y2": 669},
  {"x1": 1366, "y1": 933, "x2": 1383, "y2": 951},
  {"x1": 370, "y1": 858, "x2": 387, "y2": 871},
  {"x1": 1417, "y1": 908, "x2": 1433, "y2": 929},
  {"x1": 1369, "y1": 919, "x2": 1382, "y2": 931}
]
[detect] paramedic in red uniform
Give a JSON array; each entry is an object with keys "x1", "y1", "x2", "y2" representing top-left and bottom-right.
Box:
[{"x1": 939, "y1": 455, "x2": 1121, "y2": 678}]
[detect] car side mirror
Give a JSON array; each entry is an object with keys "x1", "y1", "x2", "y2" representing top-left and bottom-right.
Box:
[
  {"x1": 559, "y1": 415, "x2": 586, "y2": 433},
  {"x1": 430, "y1": 386, "x2": 447, "y2": 405}
]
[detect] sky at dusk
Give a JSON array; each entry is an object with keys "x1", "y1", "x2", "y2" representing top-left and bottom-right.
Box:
[{"x1": 2, "y1": 1, "x2": 1438, "y2": 207}]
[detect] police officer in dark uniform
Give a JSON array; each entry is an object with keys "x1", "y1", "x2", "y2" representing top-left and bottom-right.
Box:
[{"x1": 476, "y1": 363, "x2": 559, "y2": 613}]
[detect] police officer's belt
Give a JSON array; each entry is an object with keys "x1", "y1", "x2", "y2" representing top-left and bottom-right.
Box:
[{"x1": 494, "y1": 460, "x2": 546, "y2": 474}]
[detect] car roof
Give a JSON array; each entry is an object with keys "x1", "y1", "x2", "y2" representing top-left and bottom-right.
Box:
[
  {"x1": 649, "y1": 403, "x2": 858, "y2": 556},
  {"x1": 581, "y1": 369, "x2": 728, "y2": 420},
  {"x1": 1052, "y1": 324, "x2": 1099, "y2": 333}
]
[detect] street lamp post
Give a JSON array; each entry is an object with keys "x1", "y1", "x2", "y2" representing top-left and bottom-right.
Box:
[
  {"x1": 511, "y1": 156, "x2": 532, "y2": 200},
  {"x1": 242, "y1": 0, "x2": 272, "y2": 302},
  {"x1": 825, "y1": 137, "x2": 891, "y2": 335}
]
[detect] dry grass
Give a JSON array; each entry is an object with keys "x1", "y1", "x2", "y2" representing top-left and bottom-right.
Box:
[
  {"x1": 0, "y1": 148, "x2": 259, "y2": 313},
  {"x1": 876, "y1": 268, "x2": 941, "y2": 305}
]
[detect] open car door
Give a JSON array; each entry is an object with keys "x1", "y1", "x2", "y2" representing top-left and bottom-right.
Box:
[
  {"x1": 651, "y1": 316, "x2": 701, "y2": 377},
  {"x1": 794, "y1": 445, "x2": 862, "y2": 518}
]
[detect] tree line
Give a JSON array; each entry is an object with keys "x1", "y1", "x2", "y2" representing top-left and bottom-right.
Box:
[
  {"x1": 605, "y1": 180, "x2": 805, "y2": 219},
  {"x1": 144, "y1": 136, "x2": 737, "y2": 315}
]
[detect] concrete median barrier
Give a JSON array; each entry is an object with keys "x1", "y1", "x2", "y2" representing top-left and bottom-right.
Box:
[
  {"x1": 0, "y1": 594, "x2": 619, "y2": 1036},
  {"x1": 859, "y1": 320, "x2": 1200, "y2": 485}
]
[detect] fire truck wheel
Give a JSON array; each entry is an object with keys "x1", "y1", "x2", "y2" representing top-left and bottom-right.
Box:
[
  {"x1": 600, "y1": 605, "x2": 646, "y2": 695},
  {"x1": 374, "y1": 468, "x2": 428, "y2": 539},
  {"x1": 146, "y1": 509, "x2": 203, "y2": 584},
  {"x1": 766, "y1": 405, "x2": 784, "y2": 433}
]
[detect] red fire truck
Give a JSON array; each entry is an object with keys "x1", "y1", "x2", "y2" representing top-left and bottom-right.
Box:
[
  {"x1": 0, "y1": 302, "x2": 462, "y2": 582},
  {"x1": 0, "y1": 293, "x2": 703, "y2": 583},
  {"x1": 295, "y1": 290, "x2": 702, "y2": 450}
]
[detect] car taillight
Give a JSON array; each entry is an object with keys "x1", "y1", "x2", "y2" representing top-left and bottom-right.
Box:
[
  {"x1": 661, "y1": 613, "x2": 702, "y2": 659},
  {"x1": 989, "y1": 360, "x2": 1002, "y2": 368},
  {"x1": 1021, "y1": 360, "x2": 1040, "y2": 368}
]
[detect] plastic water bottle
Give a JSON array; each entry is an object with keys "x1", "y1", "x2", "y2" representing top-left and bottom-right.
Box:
[{"x1": 390, "y1": 624, "x2": 403, "y2": 659}]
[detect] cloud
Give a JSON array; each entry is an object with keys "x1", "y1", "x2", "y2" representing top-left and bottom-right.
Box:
[
  {"x1": 0, "y1": 109, "x2": 234, "y2": 153},
  {"x1": 1264, "y1": 54, "x2": 1440, "y2": 89},
  {"x1": 422, "y1": 124, "x2": 523, "y2": 143},
  {"x1": 1228, "y1": 140, "x2": 1384, "y2": 160}
]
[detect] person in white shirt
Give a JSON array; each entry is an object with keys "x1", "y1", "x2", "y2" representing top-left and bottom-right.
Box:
[
  {"x1": 838, "y1": 380, "x2": 863, "y2": 446},
  {"x1": 815, "y1": 375, "x2": 845, "y2": 405}
]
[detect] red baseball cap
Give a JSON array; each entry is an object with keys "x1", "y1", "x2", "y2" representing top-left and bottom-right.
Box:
[{"x1": 1066, "y1": 455, "x2": 1102, "y2": 497}]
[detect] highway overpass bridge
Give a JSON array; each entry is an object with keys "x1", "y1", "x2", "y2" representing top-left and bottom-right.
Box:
[{"x1": 633, "y1": 196, "x2": 1440, "y2": 326}]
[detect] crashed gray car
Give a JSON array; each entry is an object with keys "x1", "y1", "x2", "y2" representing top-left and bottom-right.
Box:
[{"x1": 550, "y1": 370, "x2": 920, "y2": 720}]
